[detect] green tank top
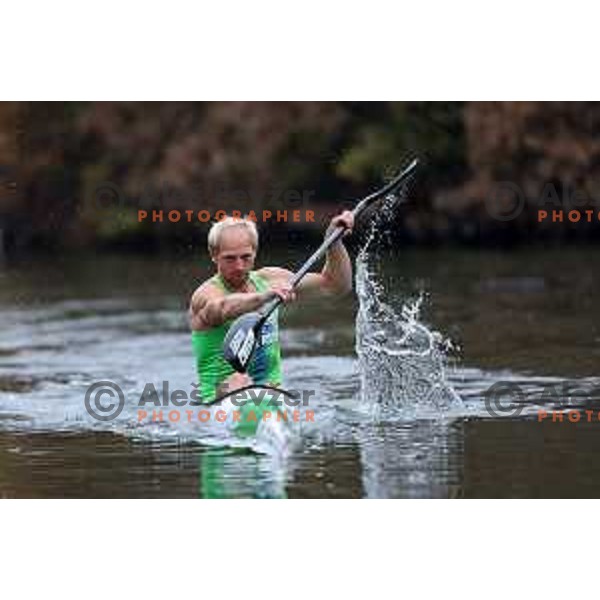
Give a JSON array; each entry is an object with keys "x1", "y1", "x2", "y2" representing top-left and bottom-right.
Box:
[{"x1": 191, "y1": 271, "x2": 282, "y2": 402}]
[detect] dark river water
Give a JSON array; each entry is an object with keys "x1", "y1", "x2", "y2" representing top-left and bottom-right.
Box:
[{"x1": 1, "y1": 246, "x2": 599, "y2": 497}]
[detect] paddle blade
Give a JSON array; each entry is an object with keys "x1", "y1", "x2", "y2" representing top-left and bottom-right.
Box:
[{"x1": 223, "y1": 312, "x2": 262, "y2": 372}]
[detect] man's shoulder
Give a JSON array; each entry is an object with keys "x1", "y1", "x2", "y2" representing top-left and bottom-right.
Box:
[
  {"x1": 256, "y1": 266, "x2": 293, "y2": 282},
  {"x1": 190, "y1": 277, "x2": 223, "y2": 305}
]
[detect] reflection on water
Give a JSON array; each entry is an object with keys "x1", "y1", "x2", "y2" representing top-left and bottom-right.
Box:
[
  {"x1": 358, "y1": 420, "x2": 463, "y2": 499},
  {"x1": 199, "y1": 448, "x2": 287, "y2": 499},
  {"x1": 0, "y1": 247, "x2": 600, "y2": 497}
]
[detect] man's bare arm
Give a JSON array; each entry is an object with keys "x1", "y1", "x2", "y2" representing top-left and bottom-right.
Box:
[
  {"x1": 190, "y1": 285, "x2": 271, "y2": 330},
  {"x1": 190, "y1": 281, "x2": 297, "y2": 330},
  {"x1": 259, "y1": 210, "x2": 355, "y2": 298},
  {"x1": 259, "y1": 246, "x2": 352, "y2": 299},
  {"x1": 317, "y1": 240, "x2": 353, "y2": 295}
]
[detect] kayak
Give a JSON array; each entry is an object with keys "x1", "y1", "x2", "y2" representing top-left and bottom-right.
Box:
[{"x1": 205, "y1": 386, "x2": 302, "y2": 453}]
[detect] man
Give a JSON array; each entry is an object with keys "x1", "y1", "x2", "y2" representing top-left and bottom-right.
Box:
[{"x1": 189, "y1": 211, "x2": 355, "y2": 402}]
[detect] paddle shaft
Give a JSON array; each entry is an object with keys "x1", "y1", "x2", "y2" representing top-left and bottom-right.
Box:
[{"x1": 258, "y1": 158, "x2": 419, "y2": 324}]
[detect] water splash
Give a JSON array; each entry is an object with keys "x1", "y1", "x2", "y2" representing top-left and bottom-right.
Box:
[{"x1": 355, "y1": 191, "x2": 461, "y2": 416}]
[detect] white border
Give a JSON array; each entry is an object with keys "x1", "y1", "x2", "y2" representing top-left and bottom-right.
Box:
[
  {"x1": 2, "y1": 502, "x2": 598, "y2": 598},
  {"x1": 3, "y1": 1, "x2": 600, "y2": 99}
]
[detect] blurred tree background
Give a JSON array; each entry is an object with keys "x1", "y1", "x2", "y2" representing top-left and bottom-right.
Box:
[{"x1": 1, "y1": 101, "x2": 599, "y2": 255}]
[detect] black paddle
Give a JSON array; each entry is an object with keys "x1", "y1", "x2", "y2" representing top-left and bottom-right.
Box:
[{"x1": 223, "y1": 158, "x2": 420, "y2": 373}]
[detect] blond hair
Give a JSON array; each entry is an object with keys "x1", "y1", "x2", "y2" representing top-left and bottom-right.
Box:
[{"x1": 207, "y1": 217, "x2": 259, "y2": 254}]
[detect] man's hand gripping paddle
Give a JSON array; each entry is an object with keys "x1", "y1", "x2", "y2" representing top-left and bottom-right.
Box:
[{"x1": 223, "y1": 158, "x2": 420, "y2": 373}]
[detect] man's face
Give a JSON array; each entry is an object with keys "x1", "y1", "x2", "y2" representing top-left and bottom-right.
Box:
[{"x1": 211, "y1": 228, "x2": 256, "y2": 288}]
